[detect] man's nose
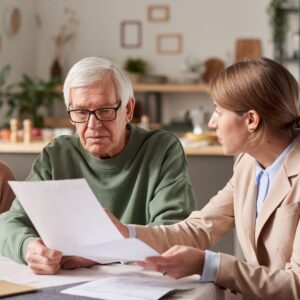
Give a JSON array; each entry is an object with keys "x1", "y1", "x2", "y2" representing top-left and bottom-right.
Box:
[{"x1": 87, "y1": 112, "x2": 102, "y2": 128}]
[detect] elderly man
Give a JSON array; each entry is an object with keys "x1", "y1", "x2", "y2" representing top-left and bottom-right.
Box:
[{"x1": 0, "y1": 57, "x2": 197, "y2": 274}]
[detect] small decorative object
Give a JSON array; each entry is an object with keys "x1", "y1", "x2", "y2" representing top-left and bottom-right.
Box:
[
  {"x1": 9, "y1": 118, "x2": 19, "y2": 143},
  {"x1": 188, "y1": 107, "x2": 206, "y2": 135},
  {"x1": 139, "y1": 74, "x2": 168, "y2": 84},
  {"x1": 235, "y1": 39, "x2": 262, "y2": 62},
  {"x1": 120, "y1": 21, "x2": 142, "y2": 48},
  {"x1": 148, "y1": 5, "x2": 170, "y2": 22},
  {"x1": 3, "y1": 6, "x2": 21, "y2": 37},
  {"x1": 50, "y1": 59, "x2": 63, "y2": 83},
  {"x1": 179, "y1": 56, "x2": 202, "y2": 83},
  {"x1": 124, "y1": 57, "x2": 146, "y2": 83},
  {"x1": 52, "y1": 7, "x2": 79, "y2": 81},
  {"x1": 202, "y1": 58, "x2": 225, "y2": 83},
  {"x1": 157, "y1": 33, "x2": 183, "y2": 55},
  {"x1": 138, "y1": 115, "x2": 150, "y2": 130},
  {"x1": 23, "y1": 119, "x2": 32, "y2": 144}
]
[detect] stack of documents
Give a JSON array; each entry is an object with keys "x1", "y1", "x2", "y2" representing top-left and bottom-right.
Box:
[
  {"x1": 10, "y1": 179, "x2": 159, "y2": 264},
  {"x1": 61, "y1": 275, "x2": 199, "y2": 300}
]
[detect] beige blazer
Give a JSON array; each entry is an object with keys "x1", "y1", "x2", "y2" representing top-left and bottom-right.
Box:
[
  {"x1": 136, "y1": 138, "x2": 300, "y2": 299},
  {"x1": 0, "y1": 161, "x2": 15, "y2": 213}
]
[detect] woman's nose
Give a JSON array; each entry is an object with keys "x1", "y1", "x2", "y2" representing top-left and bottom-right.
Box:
[{"x1": 208, "y1": 113, "x2": 217, "y2": 129}]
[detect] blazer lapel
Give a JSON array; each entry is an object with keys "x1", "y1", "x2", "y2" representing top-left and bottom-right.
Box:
[
  {"x1": 255, "y1": 170, "x2": 290, "y2": 244},
  {"x1": 242, "y1": 180, "x2": 257, "y2": 249},
  {"x1": 254, "y1": 138, "x2": 300, "y2": 244}
]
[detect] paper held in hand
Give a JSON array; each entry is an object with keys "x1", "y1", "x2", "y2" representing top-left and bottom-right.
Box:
[{"x1": 9, "y1": 179, "x2": 159, "y2": 264}]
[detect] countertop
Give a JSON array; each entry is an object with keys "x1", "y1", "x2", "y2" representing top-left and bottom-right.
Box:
[{"x1": 0, "y1": 141, "x2": 224, "y2": 156}]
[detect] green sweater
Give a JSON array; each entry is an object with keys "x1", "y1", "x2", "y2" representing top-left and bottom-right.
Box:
[{"x1": 0, "y1": 124, "x2": 197, "y2": 264}]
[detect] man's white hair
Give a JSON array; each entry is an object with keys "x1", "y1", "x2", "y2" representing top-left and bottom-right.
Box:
[{"x1": 63, "y1": 57, "x2": 134, "y2": 108}]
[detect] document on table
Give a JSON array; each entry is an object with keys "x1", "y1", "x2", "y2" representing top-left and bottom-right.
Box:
[
  {"x1": 9, "y1": 179, "x2": 159, "y2": 264},
  {"x1": 61, "y1": 275, "x2": 199, "y2": 300}
]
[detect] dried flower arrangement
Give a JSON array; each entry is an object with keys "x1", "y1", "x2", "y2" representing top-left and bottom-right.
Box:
[{"x1": 54, "y1": 7, "x2": 79, "y2": 61}]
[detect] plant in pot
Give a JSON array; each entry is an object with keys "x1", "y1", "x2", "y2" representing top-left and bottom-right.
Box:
[
  {"x1": 0, "y1": 65, "x2": 63, "y2": 130},
  {"x1": 124, "y1": 57, "x2": 147, "y2": 83},
  {"x1": 268, "y1": 0, "x2": 289, "y2": 61}
]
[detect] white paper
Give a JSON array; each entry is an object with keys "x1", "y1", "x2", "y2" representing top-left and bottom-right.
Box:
[
  {"x1": 61, "y1": 275, "x2": 199, "y2": 300},
  {"x1": 9, "y1": 179, "x2": 158, "y2": 263}
]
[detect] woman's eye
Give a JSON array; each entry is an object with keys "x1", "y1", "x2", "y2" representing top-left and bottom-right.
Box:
[{"x1": 215, "y1": 109, "x2": 222, "y2": 116}]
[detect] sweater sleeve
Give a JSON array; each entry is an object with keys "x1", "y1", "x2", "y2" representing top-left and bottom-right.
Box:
[
  {"x1": 0, "y1": 149, "x2": 52, "y2": 264},
  {"x1": 147, "y1": 135, "x2": 198, "y2": 225}
]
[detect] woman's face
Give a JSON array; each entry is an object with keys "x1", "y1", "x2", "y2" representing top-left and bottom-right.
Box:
[{"x1": 208, "y1": 103, "x2": 250, "y2": 155}]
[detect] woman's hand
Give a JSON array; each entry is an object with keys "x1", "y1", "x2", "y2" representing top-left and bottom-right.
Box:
[
  {"x1": 61, "y1": 256, "x2": 98, "y2": 269},
  {"x1": 136, "y1": 245, "x2": 205, "y2": 279},
  {"x1": 105, "y1": 208, "x2": 129, "y2": 238},
  {"x1": 26, "y1": 238, "x2": 63, "y2": 275}
]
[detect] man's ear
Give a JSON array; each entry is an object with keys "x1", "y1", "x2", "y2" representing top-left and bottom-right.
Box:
[
  {"x1": 246, "y1": 110, "x2": 260, "y2": 132},
  {"x1": 125, "y1": 97, "x2": 135, "y2": 122}
]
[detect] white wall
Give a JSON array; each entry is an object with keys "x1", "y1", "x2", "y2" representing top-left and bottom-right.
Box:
[
  {"x1": 1, "y1": 0, "x2": 273, "y2": 123},
  {"x1": 0, "y1": 0, "x2": 37, "y2": 83}
]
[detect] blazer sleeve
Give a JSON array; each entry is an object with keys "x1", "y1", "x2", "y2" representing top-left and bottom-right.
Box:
[{"x1": 135, "y1": 177, "x2": 235, "y2": 253}]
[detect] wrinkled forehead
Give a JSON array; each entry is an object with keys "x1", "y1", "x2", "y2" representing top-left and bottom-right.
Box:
[{"x1": 69, "y1": 79, "x2": 118, "y2": 107}]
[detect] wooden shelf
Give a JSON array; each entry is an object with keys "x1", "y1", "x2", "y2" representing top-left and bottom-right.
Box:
[
  {"x1": 133, "y1": 83, "x2": 210, "y2": 93},
  {"x1": 0, "y1": 141, "x2": 224, "y2": 156}
]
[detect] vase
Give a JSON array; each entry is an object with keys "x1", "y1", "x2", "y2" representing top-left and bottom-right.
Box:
[{"x1": 50, "y1": 59, "x2": 62, "y2": 83}]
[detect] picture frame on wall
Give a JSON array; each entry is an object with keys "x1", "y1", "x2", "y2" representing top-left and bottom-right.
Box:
[
  {"x1": 148, "y1": 5, "x2": 170, "y2": 22},
  {"x1": 120, "y1": 20, "x2": 142, "y2": 48},
  {"x1": 157, "y1": 33, "x2": 183, "y2": 55}
]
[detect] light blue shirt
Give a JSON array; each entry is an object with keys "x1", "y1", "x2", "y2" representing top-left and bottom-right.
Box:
[{"x1": 200, "y1": 139, "x2": 296, "y2": 282}]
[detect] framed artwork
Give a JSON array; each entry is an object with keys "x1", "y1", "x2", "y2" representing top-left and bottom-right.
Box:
[
  {"x1": 120, "y1": 20, "x2": 142, "y2": 48},
  {"x1": 148, "y1": 5, "x2": 170, "y2": 22},
  {"x1": 157, "y1": 33, "x2": 183, "y2": 55}
]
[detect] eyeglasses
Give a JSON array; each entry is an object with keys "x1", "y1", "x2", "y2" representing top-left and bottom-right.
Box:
[{"x1": 68, "y1": 101, "x2": 122, "y2": 123}]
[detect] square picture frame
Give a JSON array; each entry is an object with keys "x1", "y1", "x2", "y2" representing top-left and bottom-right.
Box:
[
  {"x1": 148, "y1": 5, "x2": 170, "y2": 22},
  {"x1": 120, "y1": 20, "x2": 142, "y2": 48},
  {"x1": 157, "y1": 33, "x2": 183, "y2": 55}
]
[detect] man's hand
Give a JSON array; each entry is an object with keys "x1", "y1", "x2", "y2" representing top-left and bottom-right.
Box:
[
  {"x1": 26, "y1": 238, "x2": 63, "y2": 275},
  {"x1": 61, "y1": 256, "x2": 98, "y2": 269},
  {"x1": 136, "y1": 245, "x2": 205, "y2": 279},
  {"x1": 105, "y1": 208, "x2": 129, "y2": 238}
]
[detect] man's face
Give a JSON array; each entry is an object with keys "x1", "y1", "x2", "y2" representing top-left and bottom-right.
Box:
[{"x1": 69, "y1": 76, "x2": 134, "y2": 158}]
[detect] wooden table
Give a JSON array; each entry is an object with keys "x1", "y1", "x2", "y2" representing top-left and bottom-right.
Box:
[{"x1": 0, "y1": 255, "x2": 241, "y2": 299}]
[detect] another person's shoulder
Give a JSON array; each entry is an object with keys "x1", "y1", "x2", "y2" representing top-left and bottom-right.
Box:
[{"x1": 0, "y1": 160, "x2": 15, "y2": 179}]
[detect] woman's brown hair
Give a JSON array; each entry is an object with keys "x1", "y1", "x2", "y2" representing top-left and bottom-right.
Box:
[{"x1": 210, "y1": 57, "x2": 300, "y2": 138}]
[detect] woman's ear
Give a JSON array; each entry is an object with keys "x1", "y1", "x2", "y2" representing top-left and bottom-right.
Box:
[
  {"x1": 125, "y1": 98, "x2": 135, "y2": 122},
  {"x1": 246, "y1": 110, "x2": 260, "y2": 132}
]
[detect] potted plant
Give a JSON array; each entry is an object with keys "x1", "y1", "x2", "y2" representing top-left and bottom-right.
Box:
[
  {"x1": 0, "y1": 65, "x2": 63, "y2": 128},
  {"x1": 124, "y1": 57, "x2": 147, "y2": 83},
  {"x1": 268, "y1": 0, "x2": 289, "y2": 60}
]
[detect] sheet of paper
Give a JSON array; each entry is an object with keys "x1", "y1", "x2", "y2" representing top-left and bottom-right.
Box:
[
  {"x1": 0, "y1": 280, "x2": 36, "y2": 297},
  {"x1": 9, "y1": 179, "x2": 158, "y2": 263},
  {"x1": 61, "y1": 275, "x2": 199, "y2": 300}
]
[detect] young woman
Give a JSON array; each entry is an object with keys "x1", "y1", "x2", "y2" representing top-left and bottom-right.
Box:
[{"x1": 110, "y1": 58, "x2": 300, "y2": 299}]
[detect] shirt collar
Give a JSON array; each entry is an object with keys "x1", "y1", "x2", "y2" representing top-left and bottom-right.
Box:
[{"x1": 255, "y1": 139, "x2": 296, "y2": 183}]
